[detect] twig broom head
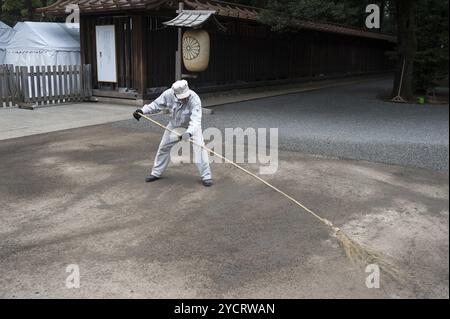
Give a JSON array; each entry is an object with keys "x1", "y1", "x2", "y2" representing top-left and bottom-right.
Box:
[{"x1": 334, "y1": 227, "x2": 404, "y2": 281}]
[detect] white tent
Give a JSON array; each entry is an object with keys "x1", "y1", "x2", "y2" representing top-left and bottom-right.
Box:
[
  {"x1": 0, "y1": 21, "x2": 14, "y2": 64},
  {"x1": 4, "y1": 22, "x2": 80, "y2": 66}
]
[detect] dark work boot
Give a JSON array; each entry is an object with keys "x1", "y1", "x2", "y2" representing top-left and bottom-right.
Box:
[
  {"x1": 145, "y1": 175, "x2": 160, "y2": 183},
  {"x1": 202, "y1": 179, "x2": 214, "y2": 187}
]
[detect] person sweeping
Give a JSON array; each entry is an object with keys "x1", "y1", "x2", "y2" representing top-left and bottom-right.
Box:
[
  {"x1": 133, "y1": 80, "x2": 213, "y2": 187},
  {"x1": 134, "y1": 82, "x2": 401, "y2": 280}
]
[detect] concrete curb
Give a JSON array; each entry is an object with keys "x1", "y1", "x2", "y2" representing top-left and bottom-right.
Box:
[
  {"x1": 90, "y1": 74, "x2": 392, "y2": 109},
  {"x1": 201, "y1": 75, "x2": 391, "y2": 108}
]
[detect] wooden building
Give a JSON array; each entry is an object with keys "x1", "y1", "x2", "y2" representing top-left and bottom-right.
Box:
[{"x1": 37, "y1": 0, "x2": 396, "y2": 103}]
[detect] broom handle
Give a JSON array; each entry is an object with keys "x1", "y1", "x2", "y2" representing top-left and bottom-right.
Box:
[
  {"x1": 138, "y1": 112, "x2": 336, "y2": 231},
  {"x1": 397, "y1": 58, "x2": 406, "y2": 96}
]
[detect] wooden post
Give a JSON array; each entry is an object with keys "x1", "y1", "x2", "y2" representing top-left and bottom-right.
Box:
[
  {"x1": 74, "y1": 65, "x2": 79, "y2": 101},
  {"x1": 69, "y1": 65, "x2": 75, "y2": 102},
  {"x1": 86, "y1": 64, "x2": 92, "y2": 97},
  {"x1": 20, "y1": 67, "x2": 29, "y2": 102},
  {"x1": 29, "y1": 66, "x2": 35, "y2": 102},
  {"x1": 131, "y1": 15, "x2": 147, "y2": 99},
  {"x1": 63, "y1": 65, "x2": 69, "y2": 102},
  {"x1": 175, "y1": 1, "x2": 184, "y2": 81},
  {"x1": 18, "y1": 66, "x2": 35, "y2": 109},
  {"x1": 42, "y1": 65, "x2": 48, "y2": 105},
  {"x1": 52, "y1": 65, "x2": 57, "y2": 103},
  {"x1": 15, "y1": 65, "x2": 22, "y2": 102},
  {"x1": 80, "y1": 64, "x2": 86, "y2": 100},
  {"x1": 36, "y1": 66, "x2": 42, "y2": 105},
  {"x1": 58, "y1": 65, "x2": 63, "y2": 103},
  {"x1": 0, "y1": 65, "x2": 6, "y2": 107},
  {"x1": 6, "y1": 65, "x2": 14, "y2": 106}
]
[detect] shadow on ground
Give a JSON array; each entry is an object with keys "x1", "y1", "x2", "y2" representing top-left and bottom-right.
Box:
[{"x1": 0, "y1": 123, "x2": 448, "y2": 298}]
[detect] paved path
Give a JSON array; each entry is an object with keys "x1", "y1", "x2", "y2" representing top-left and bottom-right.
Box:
[
  {"x1": 205, "y1": 79, "x2": 449, "y2": 170},
  {"x1": 2, "y1": 78, "x2": 448, "y2": 170},
  {"x1": 126, "y1": 78, "x2": 448, "y2": 170},
  {"x1": 0, "y1": 75, "x2": 386, "y2": 141},
  {"x1": 0, "y1": 103, "x2": 132, "y2": 141},
  {"x1": 0, "y1": 123, "x2": 448, "y2": 298}
]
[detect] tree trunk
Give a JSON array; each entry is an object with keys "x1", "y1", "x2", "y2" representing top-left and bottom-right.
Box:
[
  {"x1": 26, "y1": 0, "x2": 33, "y2": 20},
  {"x1": 392, "y1": 0, "x2": 417, "y2": 101},
  {"x1": 379, "y1": 0, "x2": 385, "y2": 32}
]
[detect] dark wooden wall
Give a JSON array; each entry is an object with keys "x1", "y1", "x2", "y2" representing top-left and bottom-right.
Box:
[
  {"x1": 80, "y1": 15, "x2": 134, "y2": 92},
  {"x1": 80, "y1": 14, "x2": 393, "y2": 97},
  {"x1": 187, "y1": 20, "x2": 393, "y2": 88},
  {"x1": 144, "y1": 16, "x2": 177, "y2": 89}
]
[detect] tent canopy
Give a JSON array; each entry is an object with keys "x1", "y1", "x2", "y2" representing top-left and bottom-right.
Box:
[
  {"x1": 7, "y1": 22, "x2": 80, "y2": 51},
  {"x1": 0, "y1": 21, "x2": 14, "y2": 49},
  {"x1": 4, "y1": 22, "x2": 80, "y2": 66},
  {"x1": 0, "y1": 21, "x2": 14, "y2": 64}
]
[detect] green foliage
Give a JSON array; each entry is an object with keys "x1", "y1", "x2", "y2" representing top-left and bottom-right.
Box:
[
  {"x1": 259, "y1": 0, "x2": 343, "y2": 31},
  {"x1": 413, "y1": 0, "x2": 449, "y2": 90},
  {"x1": 223, "y1": 0, "x2": 270, "y2": 7},
  {"x1": 1, "y1": 0, "x2": 58, "y2": 25},
  {"x1": 257, "y1": 0, "x2": 393, "y2": 31},
  {"x1": 254, "y1": 0, "x2": 448, "y2": 92}
]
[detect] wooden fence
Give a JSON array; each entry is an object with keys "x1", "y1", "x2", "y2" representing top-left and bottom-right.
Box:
[
  {"x1": 0, "y1": 64, "x2": 92, "y2": 108},
  {"x1": 0, "y1": 65, "x2": 20, "y2": 107}
]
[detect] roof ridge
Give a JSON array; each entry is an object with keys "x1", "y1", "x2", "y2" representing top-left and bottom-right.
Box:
[
  {"x1": 35, "y1": 0, "x2": 396, "y2": 42},
  {"x1": 194, "y1": 0, "x2": 261, "y2": 11},
  {"x1": 312, "y1": 20, "x2": 396, "y2": 37}
]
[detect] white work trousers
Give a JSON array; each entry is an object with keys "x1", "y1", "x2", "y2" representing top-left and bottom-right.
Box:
[{"x1": 151, "y1": 125, "x2": 212, "y2": 180}]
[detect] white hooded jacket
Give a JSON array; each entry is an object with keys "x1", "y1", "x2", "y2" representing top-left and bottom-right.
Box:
[{"x1": 141, "y1": 88, "x2": 202, "y2": 135}]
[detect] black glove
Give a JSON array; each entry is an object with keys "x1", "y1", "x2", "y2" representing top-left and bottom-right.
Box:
[
  {"x1": 180, "y1": 132, "x2": 192, "y2": 141},
  {"x1": 133, "y1": 109, "x2": 143, "y2": 121}
]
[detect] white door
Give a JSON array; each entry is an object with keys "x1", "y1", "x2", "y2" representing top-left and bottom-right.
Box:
[{"x1": 95, "y1": 25, "x2": 117, "y2": 83}]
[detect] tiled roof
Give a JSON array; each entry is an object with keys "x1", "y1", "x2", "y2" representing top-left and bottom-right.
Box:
[
  {"x1": 184, "y1": 0, "x2": 259, "y2": 20},
  {"x1": 37, "y1": 0, "x2": 396, "y2": 42},
  {"x1": 36, "y1": 0, "x2": 168, "y2": 15},
  {"x1": 163, "y1": 10, "x2": 227, "y2": 31}
]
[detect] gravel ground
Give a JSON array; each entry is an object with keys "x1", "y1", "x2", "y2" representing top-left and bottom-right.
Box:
[
  {"x1": 1, "y1": 123, "x2": 448, "y2": 298},
  {"x1": 117, "y1": 79, "x2": 449, "y2": 170}
]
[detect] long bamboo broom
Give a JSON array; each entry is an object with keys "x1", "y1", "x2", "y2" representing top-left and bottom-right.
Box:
[{"x1": 138, "y1": 112, "x2": 402, "y2": 279}]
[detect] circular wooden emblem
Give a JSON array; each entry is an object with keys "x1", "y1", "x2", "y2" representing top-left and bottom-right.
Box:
[
  {"x1": 182, "y1": 30, "x2": 210, "y2": 72},
  {"x1": 183, "y1": 36, "x2": 200, "y2": 60}
]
